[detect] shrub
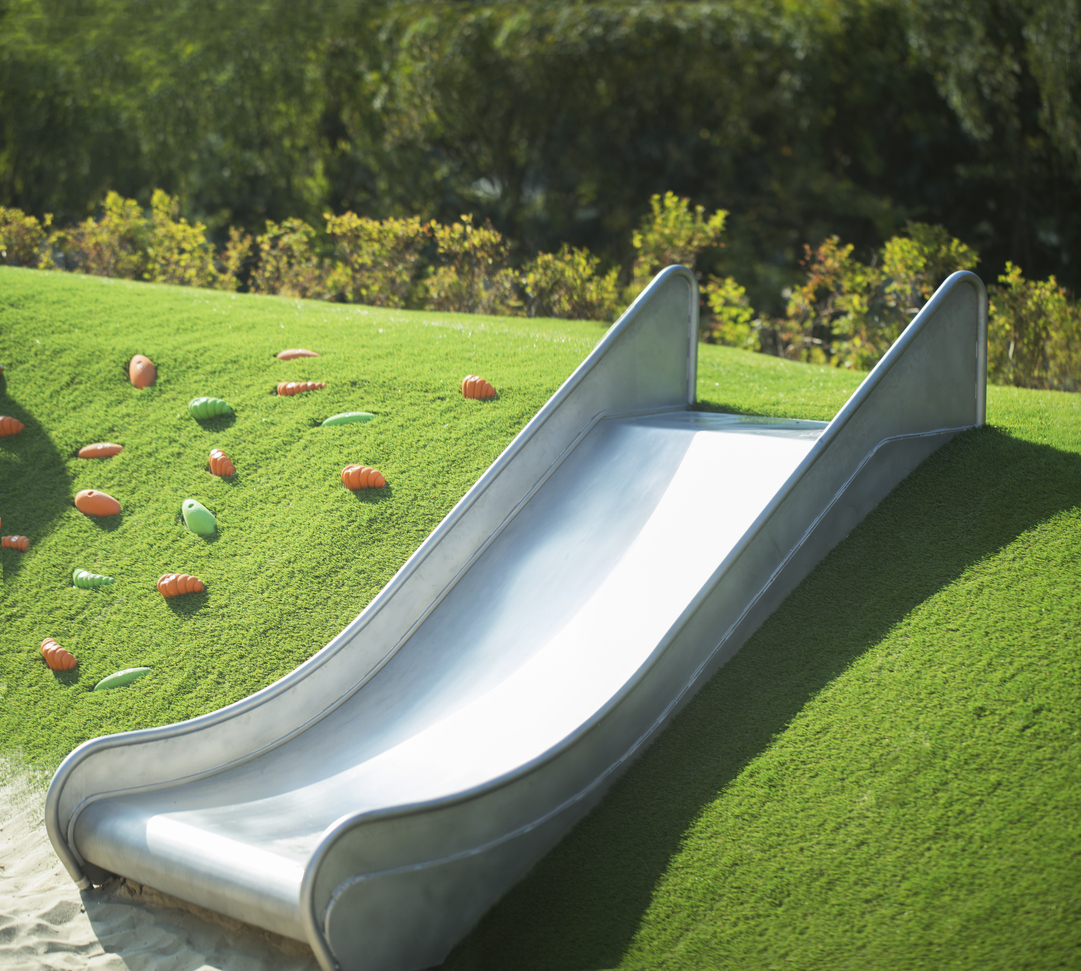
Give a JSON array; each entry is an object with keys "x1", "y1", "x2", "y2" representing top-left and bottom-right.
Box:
[
  {"x1": 249, "y1": 218, "x2": 329, "y2": 299},
  {"x1": 989, "y1": 263, "x2": 1081, "y2": 392},
  {"x1": 780, "y1": 223, "x2": 979, "y2": 370},
  {"x1": 426, "y1": 215, "x2": 521, "y2": 316},
  {"x1": 51, "y1": 191, "x2": 150, "y2": 278},
  {"x1": 629, "y1": 192, "x2": 728, "y2": 299},
  {"x1": 215, "y1": 227, "x2": 255, "y2": 293},
  {"x1": 0, "y1": 207, "x2": 52, "y2": 268},
  {"x1": 324, "y1": 212, "x2": 430, "y2": 308},
  {"x1": 522, "y1": 245, "x2": 620, "y2": 322},
  {"x1": 880, "y1": 222, "x2": 979, "y2": 319},
  {"x1": 701, "y1": 275, "x2": 758, "y2": 350},
  {"x1": 146, "y1": 189, "x2": 221, "y2": 288}
]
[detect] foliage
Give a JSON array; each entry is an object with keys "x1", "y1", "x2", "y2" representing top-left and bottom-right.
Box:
[
  {"x1": 44, "y1": 190, "x2": 248, "y2": 291},
  {"x1": 50, "y1": 191, "x2": 151, "y2": 279},
  {"x1": 426, "y1": 215, "x2": 521, "y2": 316},
  {"x1": 989, "y1": 262, "x2": 1081, "y2": 391},
  {"x1": 145, "y1": 189, "x2": 221, "y2": 288},
  {"x1": 778, "y1": 223, "x2": 979, "y2": 369},
  {"x1": 0, "y1": 206, "x2": 52, "y2": 268},
  {"x1": 248, "y1": 218, "x2": 329, "y2": 300},
  {"x1": 521, "y1": 245, "x2": 621, "y2": 322},
  {"x1": 324, "y1": 212, "x2": 431, "y2": 309},
  {"x1": 217, "y1": 227, "x2": 255, "y2": 294},
  {"x1": 629, "y1": 192, "x2": 728, "y2": 299},
  {"x1": 701, "y1": 275, "x2": 757, "y2": 350}
]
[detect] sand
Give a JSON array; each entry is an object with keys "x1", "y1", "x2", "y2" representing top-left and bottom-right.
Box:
[{"x1": 0, "y1": 763, "x2": 322, "y2": 971}]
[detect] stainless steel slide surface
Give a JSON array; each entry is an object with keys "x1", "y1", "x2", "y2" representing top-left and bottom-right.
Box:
[{"x1": 46, "y1": 267, "x2": 988, "y2": 971}]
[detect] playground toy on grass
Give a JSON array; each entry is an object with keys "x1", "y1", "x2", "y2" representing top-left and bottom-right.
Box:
[
  {"x1": 462, "y1": 375, "x2": 496, "y2": 400},
  {"x1": 189, "y1": 396, "x2": 233, "y2": 420},
  {"x1": 158, "y1": 573, "x2": 205, "y2": 597},
  {"x1": 208, "y1": 448, "x2": 235, "y2": 477},
  {"x1": 78, "y1": 442, "x2": 124, "y2": 459},
  {"x1": 182, "y1": 499, "x2": 216, "y2": 536},
  {"x1": 94, "y1": 667, "x2": 151, "y2": 691},
  {"x1": 129, "y1": 354, "x2": 156, "y2": 389},
  {"x1": 342, "y1": 465, "x2": 386, "y2": 490},
  {"x1": 75, "y1": 490, "x2": 121, "y2": 517},
  {"x1": 3, "y1": 535, "x2": 29, "y2": 551},
  {"x1": 321, "y1": 412, "x2": 374, "y2": 426},
  {"x1": 41, "y1": 638, "x2": 78, "y2": 671},
  {"x1": 277, "y1": 381, "x2": 326, "y2": 396},
  {"x1": 0, "y1": 415, "x2": 25, "y2": 436},
  {"x1": 276, "y1": 348, "x2": 320, "y2": 360},
  {"x1": 73, "y1": 569, "x2": 115, "y2": 588}
]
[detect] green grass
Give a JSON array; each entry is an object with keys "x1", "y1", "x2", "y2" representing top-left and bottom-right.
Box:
[{"x1": 2, "y1": 267, "x2": 1079, "y2": 969}]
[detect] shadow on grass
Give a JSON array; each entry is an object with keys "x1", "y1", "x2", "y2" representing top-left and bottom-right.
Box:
[
  {"x1": 350, "y1": 484, "x2": 392, "y2": 504},
  {"x1": 165, "y1": 590, "x2": 209, "y2": 617},
  {"x1": 0, "y1": 395, "x2": 72, "y2": 582},
  {"x1": 193, "y1": 413, "x2": 237, "y2": 432},
  {"x1": 443, "y1": 425, "x2": 1081, "y2": 971},
  {"x1": 692, "y1": 399, "x2": 766, "y2": 417},
  {"x1": 51, "y1": 666, "x2": 81, "y2": 688}
]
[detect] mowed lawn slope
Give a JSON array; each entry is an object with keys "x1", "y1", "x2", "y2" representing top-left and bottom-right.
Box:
[{"x1": 2, "y1": 268, "x2": 1079, "y2": 970}]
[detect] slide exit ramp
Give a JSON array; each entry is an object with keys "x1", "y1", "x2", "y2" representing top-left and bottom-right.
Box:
[{"x1": 46, "y1": 267, "x2": 987, "y2": 971}]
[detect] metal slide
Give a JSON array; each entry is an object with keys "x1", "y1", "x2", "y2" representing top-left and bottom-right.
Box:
[{"x1": 46, "y1": 267, "x2": 987, "y2": 971}]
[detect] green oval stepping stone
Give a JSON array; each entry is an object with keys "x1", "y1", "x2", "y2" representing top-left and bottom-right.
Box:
[
  {"x1": 94, "y1": 667, "x2": 151, "y2": 691},
  {"x1": 321, "y1": 411, "x2": 374, "y2": 426},
  {"x1": 182, "y1": 498, "x2": 216, "y2": 536}
]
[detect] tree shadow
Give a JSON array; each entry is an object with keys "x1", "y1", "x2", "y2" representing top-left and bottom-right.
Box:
[
  {"x1": 443, "y1": 425, "x2": 1081, "y2": 971},
  {"x1": 0, "y1": 396, "x2": 73, "y2": 582}
]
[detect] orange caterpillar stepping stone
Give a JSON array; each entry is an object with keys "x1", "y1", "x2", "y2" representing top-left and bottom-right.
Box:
[
  {"x1": 78, "y1": 442, "x2": 124, "y2": 459},
  {"x1": 462, "y1": 375, "x2": 496, "y2": 400},
  {"x1": 342, "y1": 465, "x2": 386, "y2": 490},
  {"x1": 75, "y1": 489, "x2": 121, "y2": 517},
  {"x1": 129, "y1": 354, "x2": 156, "y2": 389},
  {"x1": 157, "y1": 573, "x2": 205, "y2": 598},
  {"x1": 41, "y1": 637, "x2": 77, "y2": 671},
  {"x1": 0, "y1": 415, "x2": 24, "y2": 436},
  {"x1": 2, "y1": 535, "x2": 29, "y2": 551},
  {"x1": 277, "y1": 348, "x2": 320, "y2": 360},
  {"x1": 208, "y1": 448, "x2": 235, "y2": 477},
  {"x1": 277, "y1": 381, "x2": 326, "y2": 396}
]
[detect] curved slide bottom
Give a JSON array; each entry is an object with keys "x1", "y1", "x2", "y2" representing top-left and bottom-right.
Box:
[{"x1": 47, "y1": 268, "x2": 988, "y2": 971}]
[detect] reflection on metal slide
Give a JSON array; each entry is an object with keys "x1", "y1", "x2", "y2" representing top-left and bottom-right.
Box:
[{"x1": 46, "y1": 266, "x2": 988, "y2": 971}]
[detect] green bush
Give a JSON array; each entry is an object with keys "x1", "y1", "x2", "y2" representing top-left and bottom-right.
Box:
[
  {"x1": 0, "y1": 207, "x2": 52, "y2": 268},
  {"x1": 145, "y1": 189, "x2": 222, "y2": 288},
  {"x1": 701, "y1": 275, "x2": 758, "y2": 350},
  {"x1": 248, "y1": 218, "x2": 329, "y2": 300},
  {"x1": 51, "y1": 191, "x2": 150, "y2": 279},
  {"x1": 989, "y1": 263, "x2": 1081, "y2": 392},
  {"x1": 521, "y1": 245, "x2": 620, "y2": 322},
  {"x1": 427, "y1": 215, "x2": 521, "y2": 316},
  {"x1": 324, "y1": 212, "x2": 430, "y2": 309},
  {"x1": 777, "y1": 223, "x2": 978, "y2": 369},
  {"x1": 216, "y1": 227, "x2": 255, "y2": 294},
  {"x1": 629, "y1": 192, "x2": 728, "y2": 300}
]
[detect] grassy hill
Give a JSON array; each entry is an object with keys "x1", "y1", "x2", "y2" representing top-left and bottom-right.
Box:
[{"x1": 1, "y1": 267, "x2": 1078, "y2": 970}]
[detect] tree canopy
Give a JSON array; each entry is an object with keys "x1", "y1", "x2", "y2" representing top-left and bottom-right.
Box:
[{"x1": 2, "y1": 0, "x2": 1078, "y2": 310}]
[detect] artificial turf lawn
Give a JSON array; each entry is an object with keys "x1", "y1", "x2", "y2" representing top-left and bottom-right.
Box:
[{"x1": 2, "y1": 267, "x2": 1079, "y2": 969}]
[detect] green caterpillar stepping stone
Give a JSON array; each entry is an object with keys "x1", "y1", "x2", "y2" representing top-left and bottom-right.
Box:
[
  {"x1": 73, "y1": 568, "x2": 115, "y2": 588},
  {"x1": 94, "y1": 667, "x2": 151, "y2": 691},
  {"x1": 189, "y1": 396, "x2": 233, "y2": 419},
  {"x1": 321, "y1": 411, "x2": 374, "y2": 426},
  {"x1": 182, "y1": 498, "x2": 216, "y2": 536}
]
